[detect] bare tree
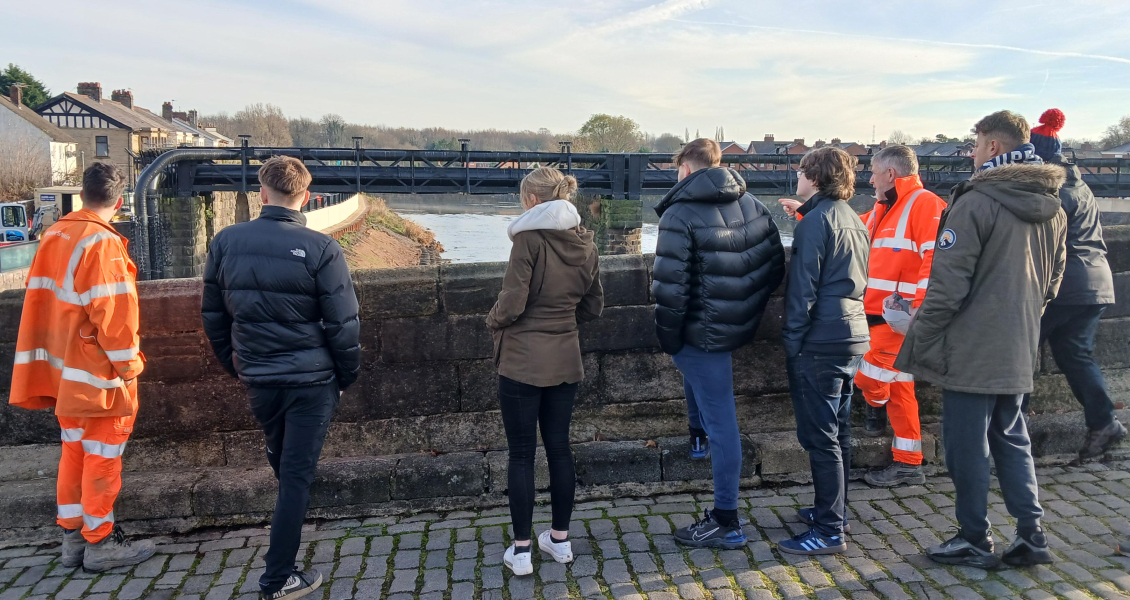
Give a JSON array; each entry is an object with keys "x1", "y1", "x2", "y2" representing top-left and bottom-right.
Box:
[
  {"x1": 888, "y1": 130, "x2": 913, "y2": 145},
  {"x1": 0, "y1": 133, "x2": 50, "y2": 201},
  {"x1": 289, "y1": 117, "x2": 322, "y2": 147},
  {"x1": 321, "y1": 114, "x2": 347, "y2": 147},
  {"x1": 1100, "y1": 115, "x2": 1130, "y2": 150},
  {"x1": 225, "y1": 103, "x2": 293, "y2": 146}
]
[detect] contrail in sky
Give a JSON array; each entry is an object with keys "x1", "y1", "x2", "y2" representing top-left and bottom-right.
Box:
[{"x1": 670, "y1": 19, "x2": 1130, "y2": 67}]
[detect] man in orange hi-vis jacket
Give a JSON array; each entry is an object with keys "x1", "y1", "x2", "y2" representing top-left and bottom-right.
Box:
[
  {"x1": 8, "y1": 163, "x2": 155, "y2": 572},
  {"x1": 855, "y1": 145, "x2": 946, "y2": 487}
]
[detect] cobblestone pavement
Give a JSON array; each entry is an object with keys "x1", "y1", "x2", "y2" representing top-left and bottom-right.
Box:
[{"x1": 2, "y1": 461, "x2": 1130, "y2": 600}]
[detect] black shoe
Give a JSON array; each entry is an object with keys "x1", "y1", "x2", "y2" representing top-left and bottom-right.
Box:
[
  {"x1": 689, "y1": 434, "x2": 710, "y2": 460},
  {"x1": 864, "y1": 462, "x2": 926, "y2": 487},
  {"x1": 673, "y1": 509, "x2": 748, "y2": 549},
  {"x1": 797, "y1": 507, "x2": 851, "y2": 534},
  {"x1": 864, "y1": 405, "x2": 887, "y2": 437},
  {"x1": 1080, "y1": 419, "x2": 1127, "y2": 459},
  {"x1": 1002, "y1": 529, "x2": 1054, "y2": 566},
  {"x1": 927, "y1": 534, "x2": 1000, "y2": 569},
  {"x1": 261, "y1": 568, "x2": 323, "y2": 600}
]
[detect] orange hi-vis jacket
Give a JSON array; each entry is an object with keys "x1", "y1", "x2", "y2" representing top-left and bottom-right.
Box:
[
  {"x1": 9, "y1": 210, "x2": 145, "y2": 417},
  {"x1": 859, "y1": 175, "x2": 947, "y2": 313}
]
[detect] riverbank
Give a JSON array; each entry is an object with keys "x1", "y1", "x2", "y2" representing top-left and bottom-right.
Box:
[{"x1": 339, "y1": 197, "x2": 445, "y2": 269}]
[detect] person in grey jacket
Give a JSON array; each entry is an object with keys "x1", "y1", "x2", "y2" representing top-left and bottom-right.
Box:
[
  {"x1": 779, "y1": 146, "x2": 870, "y2": 556},
  {"x1": 1023, "y1": 109, "x2": 1124, "y2": 459},
  {"x1": 896, "y1": 111, "x2": 1067, "y2": 569}
]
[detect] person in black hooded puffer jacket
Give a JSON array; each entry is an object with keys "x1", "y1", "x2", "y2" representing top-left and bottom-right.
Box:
[{"x1": 653, "y1": 139, "x2": 786, "y2": 549}]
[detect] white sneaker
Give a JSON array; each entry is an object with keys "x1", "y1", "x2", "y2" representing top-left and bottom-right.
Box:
[
  {"x1": 538, "y1": 529, "x2": 574, "y2": 564},
  {"x1": 503, "y1": 544, "x2": 533, "y2": 576}
]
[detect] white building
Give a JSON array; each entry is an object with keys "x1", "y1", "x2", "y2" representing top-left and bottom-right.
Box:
[
  {"x1": 0, "y1": 86, "x2": 78, "y2": 185},
  {"x1": 172, "y1": 117, "x2": 233, "y2": 147}
]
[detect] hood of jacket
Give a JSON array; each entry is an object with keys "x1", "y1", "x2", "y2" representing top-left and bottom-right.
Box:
[
  {"x1": 541, "y1": 227, "x2": 596, "y2": 267},
  {"x1": 654, "y1": 167, "x2": 746, "y2": 217},
  {"x1": 964, "y1": 162, "x2": 1066, "y2": 224},
  {"x1": 507, "y1": 199, "x2": 581, "y2": 240}
]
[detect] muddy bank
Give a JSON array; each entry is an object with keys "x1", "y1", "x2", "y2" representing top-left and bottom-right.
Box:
[{"x1": 340, "y1": 197, "x2": 444, "y2": 269}]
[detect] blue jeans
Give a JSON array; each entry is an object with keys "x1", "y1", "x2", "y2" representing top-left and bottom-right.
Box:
[
  {"x1": 1023, "y1": 304, "x2": 1115, "y2": 430},
  {"x1": 786, "y1": 353, "x2": 861, "y2": 537},
  {"x1": 943, "y1": 390, "x2": 1043, "y2": 542},
  {"x1": 672, "y1": 345, "x2": 740, "y2": 511}
]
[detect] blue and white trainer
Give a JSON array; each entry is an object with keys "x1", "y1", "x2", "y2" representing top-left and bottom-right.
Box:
[
  {"x1": 674, "y1": 510, "x2": 747, "y2": 549},
  {"x1": 797, "y1": 507, "x2": 851, "y2": 534},
  {"x1": 689, "y1": 434, "x2": 710, "y2": 460},
  {"x1": 778, "y1": 528, "x2": 847, "y2": 555}
]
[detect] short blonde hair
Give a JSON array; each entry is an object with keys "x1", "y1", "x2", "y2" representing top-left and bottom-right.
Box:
[
  {"x1": 259, "y1": 156, "x2": 312, "y2": 201},
  {"x1": 673, "y1": 138, "x2": 721, "y2": 170},
  {"x1": 974, "y1": 110, "x2": 1030, "y2": 150},
  {"x1": 519, "y1": 167, "x2": 578, "y2": 209},
  {"x1": 800, "y1": 147, "x2": 857, "y2": 201}
]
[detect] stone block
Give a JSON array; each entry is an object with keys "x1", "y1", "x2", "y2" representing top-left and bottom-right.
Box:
[
  {"x1": 456, "y1": 359, "x2": 499, "y2": 413},
  {"x1": 141, "y1": 333, "x2": 208, "y2": 383},
  {"x1": 132, "y1": 378, "x2": 254, "y2": 439},
  {"x1": 337, "y1": 362, "x2": 460, "y2": 421},
  {"x1": 0, "y1": 290, "x2": 25, "y2": 343},
  {"x1": 486, "y1": 448, "x2": 550, "y2": 493},
  {"x1": 579, "y1": 305, "x2": 659, "y2": 352},
  {"x1": 1029, "y1": 409, "x2": 1130, "y2": 457},
  {"x1": 598, "y1": 352, "x2": 683, "y2": 404},
  {"x1": 572, "y1": 400, "x2": 687, "y2": 444},
  {"x1": 193, "y1": 467, "x2": 278, "y2": 515},
  {"x1": 138, "y1": 279, "x2": 205, "y2": 335},
  {"x1": 116, "y1": 471, "x2": 201, "y2": 520},
  {"x1": 392, "y1": 452, "x2": 486, "y2": 500},
  {"x1": 573, "y1": 441, "x2": 661, "y2": 486},
  {"x1": 753, "y1": 298, "x2": 785, "y2": 341},
  {"x1": 0, "y1": 478, "x2": 54, "y2": 529},
  {"x1": 1106, "y1": 226, "x2": 1130, "y2": 273},
  {"x1": 1095, "y1": 317, "x2": 1130, "y2": 369},
  {"x1": 660, "y1": 436, "x2": 759, "y2": 482},
  {"x1": 599, "y1": 254, "x2": 651, "y2": 307},
  {"x1": 755, "y1": 431, "x2": 805, "y2": 475},
  {"x1": 353, "y1": 266, "x2": 440, "y2": 320},
  {"x1": 0, "y1": 444, "x2": 59, "y2": 482},
  {"x1": 735, "y1": 394, "x2": 799, "y2": 434},
  {"x1": 732, "y1": 341, "x2": 790, "y2": 396},
  {"x1": 123, "y1": 436, "x2": 226, "y2": 471},
  {"x1": 440, "y1": 262, "x2": 506, "y2": 314},
  {"x1": 1106, "y1": 273, "x2": 1130, "y2": 318},
  {"x1": 380, "y1": 314, "x2": 492, "y2": 363},
  {"x1": 851, "y1": 432, "x2": 938, "y2": 467},
  {"x1": 0, "y1": 401, "x2": 57, "y2": 446},
  {"x1": 310, "y1": 458, "x2": 395, "y2": 507}
]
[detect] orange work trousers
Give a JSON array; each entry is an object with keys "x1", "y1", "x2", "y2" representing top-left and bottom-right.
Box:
[
  {"x1": 56, "y1": 413, "x2": 135, "y2": 543},
  {"x1": 855, "y1": 323, "x2": 923, "y2": 465}
]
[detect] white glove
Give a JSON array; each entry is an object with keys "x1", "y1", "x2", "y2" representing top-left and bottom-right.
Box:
[{"x1": 882, "y1": 293, "x2": 914, "y2": 335}]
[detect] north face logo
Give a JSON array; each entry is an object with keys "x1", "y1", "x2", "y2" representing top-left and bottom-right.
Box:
[{"x1": 291, "y1": 248, "x2": 306, "y2": 258}]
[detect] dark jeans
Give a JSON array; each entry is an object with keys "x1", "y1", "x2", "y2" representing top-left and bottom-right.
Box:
[
  {"x1": 248, "y1": 382, "x2": 338, "y2": 594},
  {"x1": 672, "y1": 345, "x2": 741, "y2": 511},
  {"x1": 943, "y1": 390, "x2": 1043, "y2": 543},
  {"x1": 786, "y1": 353, "x2": 861, "y2": 537},
  {"x1": 499, "y1": 376, "x2": 577, "y2": 541},
  {"x1": 1022, "y1": 304, "x2": 1115, "y2": 430}
]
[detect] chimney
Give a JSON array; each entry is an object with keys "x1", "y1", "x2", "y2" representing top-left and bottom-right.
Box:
[
  {"x1": 77, "y1": 82, "x2": 102, "y2": 102},
  {"x1": 764, "y1": 134, "x2": 775, "y2": 142},
  {"x1": 793, "y1": 138, "x2": 804, "y2": 146},
  {"x1": 8, "y1": 84, "x2": 22, "y2": 108},
  {"x1": 111, "y1": 89, "x2": 133, "y2": 108},
  {"x1": 162, "y1": 102, "x2": 173, "y2": 121},
  {"x1": 814, "y1": 140, "x2": 826, "y2": 148},
  {"x1": 1081, "y1": 142, "x2": 1093, "y2": 152},
  {"x1": 188, "y1": 109, "x2": 198, "y2": 126},
  {"x1": 831, "y1": 137, "x2": 842, "y2": 145}
]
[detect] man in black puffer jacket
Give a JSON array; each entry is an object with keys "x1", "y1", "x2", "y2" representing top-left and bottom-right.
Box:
[
  {"x1": 202, "y1": 156, "x2": 360, "y2": 600},
  {"x1": 653, "y1": 139, "x2": 786, "y2": 549}
]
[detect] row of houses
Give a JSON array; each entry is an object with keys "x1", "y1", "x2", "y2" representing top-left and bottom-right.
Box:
[
  {"x1": 0, "y1": 82, "x2": 233, "y2": 186},
  {"x1": 722, "y1": 134, "x2": 1130, "y2": 161}
]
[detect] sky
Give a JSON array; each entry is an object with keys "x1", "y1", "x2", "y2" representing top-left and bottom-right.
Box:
[{"x1": 3, "y1": 0, "x2": 1129, "y2": 144}]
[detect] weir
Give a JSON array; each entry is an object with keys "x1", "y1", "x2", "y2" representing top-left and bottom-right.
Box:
[{"x1": 1, "y1": 227, "x2": 1127, "y2": 543}]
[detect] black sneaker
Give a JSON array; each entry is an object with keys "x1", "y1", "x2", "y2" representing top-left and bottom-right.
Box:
[
  {"x1": 797, "y1": 507, "x2": 851, "y2": 534},
  {"x1": 261, "y1": 568, "x2": 323, "y2": 600},
  {"x1": 689, "y1": 434, "x2": 710, "y2": 460},
  {"x1": 864, "y1": 405, "x2": 887, "y2": 437},
  {"x1": 1080, "y1": 419, "x2": 1127, "y2": 459},
  {"x1": 674, "y1": 510, "x2": 748, "y2": 549},
  {"x1": 1002, "y1": 529, "x2": 1054, "y2": 566},
  {"x1": 927, "y1": 534, "x2": 1000, "y2": 569},
  {"x1": 864, "y1": 462, "x2": 926, "y2": 487}
]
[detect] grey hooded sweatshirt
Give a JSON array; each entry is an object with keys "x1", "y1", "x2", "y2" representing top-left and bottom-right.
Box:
[{"x1": 894, "y1": 162, "x2": 1067, "y2": 394}]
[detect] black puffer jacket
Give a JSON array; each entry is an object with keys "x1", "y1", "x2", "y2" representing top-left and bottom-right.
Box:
[
  {"x1": 782, "y1": 194, "x2": 870, "y2": 358},
  {"x1": 202, "y1": 205, "x2": 361, "y2": 389},
  {"x1": 652, "y1": 167, "x2": 786, "y2": 355},
  {"x1": 1048, "y1": 155, "x2": 1115, "y2": 305}
]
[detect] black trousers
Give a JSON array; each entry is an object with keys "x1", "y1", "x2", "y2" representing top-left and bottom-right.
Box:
[
  {"x1": 1022, "y1": 304, "x2": 1115, "y2": 430},
  {"x1": 248, "y1": 381, "x2": 338, "y2": 594},
  {"x1": 498, "y1": 375, "x2": 577, "y2": 541}
]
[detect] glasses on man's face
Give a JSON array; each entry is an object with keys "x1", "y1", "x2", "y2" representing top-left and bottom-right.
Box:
[{"x1": 796, "y1": 169, "x2": 804, "y2": 178}]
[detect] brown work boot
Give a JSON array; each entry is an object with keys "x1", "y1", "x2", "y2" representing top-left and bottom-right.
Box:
[
  {"x1": 1080, "y1": 419, "x2": 1127, "y2": 459},
  {"x1": 61, "y1": 528, "x2": 87, "y2": 568},
  {"x1": 83, "y1": 525, "x2": 156, "y2": 572}
]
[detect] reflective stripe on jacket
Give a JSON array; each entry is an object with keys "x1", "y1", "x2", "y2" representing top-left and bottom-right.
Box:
[
  {"x1": 859, "y1": 175, "x2": 946, "y2": 312},
  {"x1": 9, "y1": 210, "x2": 144, "y2": 417}
]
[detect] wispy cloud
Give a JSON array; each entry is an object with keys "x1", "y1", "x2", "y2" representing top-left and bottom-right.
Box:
[{"x1": 589, "y1": 0, "x2": 718, "y2": 35}]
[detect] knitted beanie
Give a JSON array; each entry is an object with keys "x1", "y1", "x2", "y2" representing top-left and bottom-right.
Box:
[{"x1": 1030, "y1": 109, "x2": 1064, "y2": 160}]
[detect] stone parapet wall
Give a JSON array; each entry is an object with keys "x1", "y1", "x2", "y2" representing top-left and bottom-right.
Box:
[{"x1": 0, "y1": 227, "x2": 1126, "y2": 536}]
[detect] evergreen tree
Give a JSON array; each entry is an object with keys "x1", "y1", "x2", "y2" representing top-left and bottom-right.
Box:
[{"x1": 0, "y1": 64, "x2": 51, "y2": 108}]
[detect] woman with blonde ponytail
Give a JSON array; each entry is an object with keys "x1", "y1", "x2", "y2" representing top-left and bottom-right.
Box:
[{"x1": 487, "y1": 167, "x2": 603, "y2": 576}]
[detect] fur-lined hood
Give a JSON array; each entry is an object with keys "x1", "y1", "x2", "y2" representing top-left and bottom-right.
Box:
[{"x1": 960, "y1": 163, "x2": 1065, "y2": 224}]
